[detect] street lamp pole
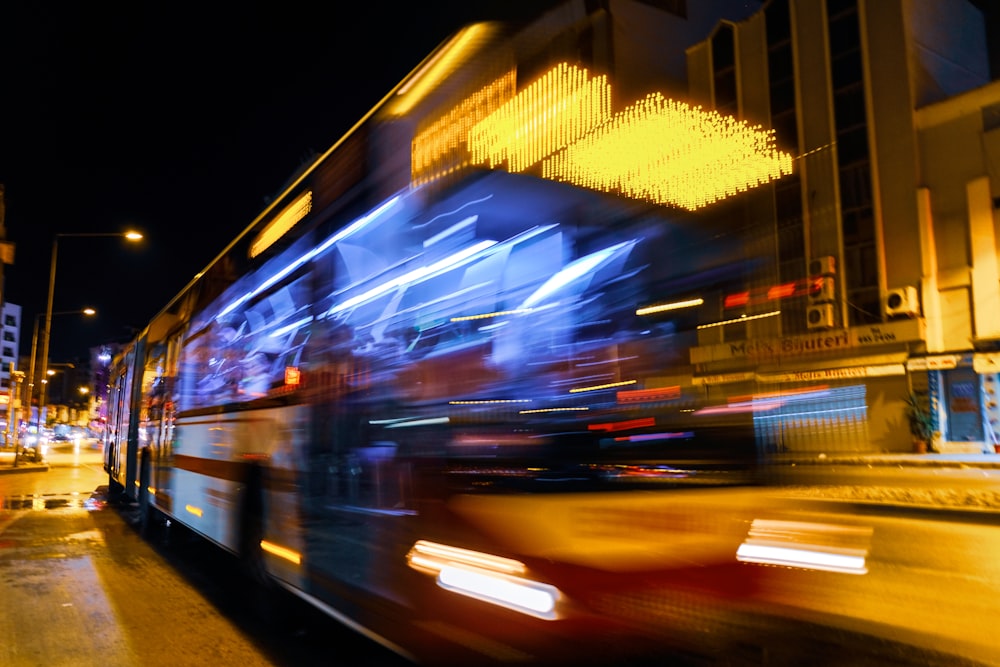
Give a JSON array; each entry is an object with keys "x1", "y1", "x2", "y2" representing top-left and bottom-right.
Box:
[
  {"x1": 37, "y1": 236, "x2": 58, "y2": 432},
  {"x1": 37, "y1": 231, "x2": 141, "y2": 430}
]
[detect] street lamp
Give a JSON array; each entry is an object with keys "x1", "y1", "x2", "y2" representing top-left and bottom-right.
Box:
[
  {"x1": 28, "y1": 308, "x2": 95, "y2": 431},
  {"x1": 38, "y1": 230, "x2": 142, "y2": 429}
]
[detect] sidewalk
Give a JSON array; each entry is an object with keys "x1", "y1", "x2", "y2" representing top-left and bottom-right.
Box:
[
  {"x1": 0, "y1": 441, "x2": 104, "y2": 474},
  {"x1": 0, "y1": 450, "x2": 49, "y2": 473}
]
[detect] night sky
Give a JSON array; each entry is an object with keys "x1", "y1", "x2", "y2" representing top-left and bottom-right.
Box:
[
  {"x1": 0, "y1": 1, "x2": 553, "y2": 364},
  {"x1": 3, "y1": 0, "x2": 997, "y2": 367}
]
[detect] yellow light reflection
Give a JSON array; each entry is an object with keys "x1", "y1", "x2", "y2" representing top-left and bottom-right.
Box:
[
  {"x1": 569, "y1": 379, "x2": 637, "y2": 394},
  {"x1": 736, "y1": 519, "x2": 871, "y2": 575},
  {"x1": 407, "y1": 540, "x2": 526, "y2": 576},
  {"x1": 185, "y1": 504, "x2": 203, "y2": 518},
  {"x1": 412, "y1": 70, "x2": 517, "y2": 185},
  {"x1": 697, "y1": 310, "x2": 781, "y2": 330},
  {"x1": 468, "y1": 63, "x2": 611, "y2": 172},
  {"x1": 438, "y1": 564, "x2": 560, "y2": 620},
  {"x1": 433, "y1": 62, "x2": 792, "y2": 209},
  {"x1": 450, "y1": 307, "x2": 532, "y2": 322},
  {"x1": 543, "y1": 92, "x2": 793, "y2": 210},
  {"x1": 250, "y1": 190, "x2": 313, "y2": 258},
  {"x1": 636, "y1": 298, "x2": 704, "y2": 316},
  {"x1": 392, "y1": 23, "x2": 497, "y2": 116},
  {"x1": 406, "y1": 540, "x2": 561, "y2": 620},
  {"x1": 261, "y1": 539, "x2": 302, "y2": 565}
]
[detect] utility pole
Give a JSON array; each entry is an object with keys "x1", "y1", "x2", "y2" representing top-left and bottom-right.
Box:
[{"x1": 9, "y1": 367, "x2": 24, "y2": 466}]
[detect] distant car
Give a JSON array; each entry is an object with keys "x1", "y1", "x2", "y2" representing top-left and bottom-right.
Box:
[{"x1": 51, "y1": 433, "x2": 70, "y2": 442}]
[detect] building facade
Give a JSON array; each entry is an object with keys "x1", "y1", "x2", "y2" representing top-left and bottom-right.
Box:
[
  {"x1": 0, "y1": 302, "x2": 20, "y2": 393},
  {"x1": 683, "y1": 0, "x2": 999, "y2": 452}
]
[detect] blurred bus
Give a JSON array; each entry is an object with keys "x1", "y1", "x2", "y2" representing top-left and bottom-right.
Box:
[{"x1": 104, "y1": 5, "x2": 803, "y2": 664}]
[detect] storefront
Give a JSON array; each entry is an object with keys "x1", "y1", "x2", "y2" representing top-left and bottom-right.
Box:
[{"x1": 690, "y1": 319, "x2": 926, "y2": 454}]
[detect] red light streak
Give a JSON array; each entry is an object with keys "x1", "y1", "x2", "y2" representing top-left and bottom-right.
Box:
[
  {"x1": 767, "y1": 282, "x2": 796, "y2": 300},
  {"x1": 724, "y1": 277, "x2": 820, "y2": 309},
  {"x1": 616, "y1": 386, "x2": 681, "y2": 403},
  {"x1": 724, "y1": 292, "x2": 750, "y2": 308},
  {"x1": 588, "y1": 417, "x2": 656, "y2": 432}
]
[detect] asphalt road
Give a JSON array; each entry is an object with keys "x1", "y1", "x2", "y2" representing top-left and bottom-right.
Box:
[{"x1": 3, "y1": 443, "x2": 1000, "y2": 666}]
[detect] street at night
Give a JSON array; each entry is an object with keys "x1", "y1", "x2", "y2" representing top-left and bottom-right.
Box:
[
  {"x1": 4, "y1": 444, "x2": 1000, "y2": 666},
  {"x1": 4, "y1": 1, "x2": 1000, "y2": 665}
]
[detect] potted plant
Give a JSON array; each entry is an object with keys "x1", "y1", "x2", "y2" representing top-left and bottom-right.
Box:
[{"x1": 904, "y1": 391, "x2": 935, "y2": 453}]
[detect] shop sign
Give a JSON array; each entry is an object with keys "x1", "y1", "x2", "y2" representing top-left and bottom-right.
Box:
[
  {"x1": 756, "y1": 363, "x2": 906, "y2": 384},
  {"x1": 692, "y1": 371, "x2": 755, "y2": 386},
  {"x1": 907, "y1": 355, "x2": 961, "y2": 371},
  {"x1": 974, "y1": 353, "x2": 1000, "y2": 373},
  {"x1": 691, "y1": 318, "x2": 924, "y2": 364}
]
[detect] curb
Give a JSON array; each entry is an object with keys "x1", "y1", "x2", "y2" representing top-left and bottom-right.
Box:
[
  {"x1": 769, "y1": 454, "x2": 1000, "y2": 470},
  {"x1": 0, "y1": 462, "x2": 51, "y2": 474}
]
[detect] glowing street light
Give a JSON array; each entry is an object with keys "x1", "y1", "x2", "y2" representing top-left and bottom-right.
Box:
[{"x1": 37, "y1": 230, "x2": 142, "y2": 427}]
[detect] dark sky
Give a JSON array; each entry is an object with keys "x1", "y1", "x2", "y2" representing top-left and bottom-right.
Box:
[
  {"x1": 3, "y1": 0, "x2": 997, "y2": 366},
  {"x1": 0, "y1": 1, "x2": 553, "y2": 364}
]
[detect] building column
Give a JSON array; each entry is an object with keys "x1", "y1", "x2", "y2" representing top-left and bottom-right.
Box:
[{"x1": 968, "y1": 176, "x2": 1000, "y2": 340}]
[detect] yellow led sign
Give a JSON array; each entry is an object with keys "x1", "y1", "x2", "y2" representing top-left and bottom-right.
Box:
[
  {"x1": 542, "y1": 92, "x2": 793, "y2": 210},
  {"x1": 414, "y1": 62, "x2": 793, "y2": 209},
  {"x1": 412, "y1": 70, "x2": 517, "y2": 186},
  {"x1": 468, "y1": 63, "x2": 611, "y2": 173},
  {"x1": 250, "y1": 190, "x2": 313, "y2": 258}
]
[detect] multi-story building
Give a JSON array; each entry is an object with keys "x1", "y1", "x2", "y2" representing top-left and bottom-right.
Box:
[
  {"x1": 0, "y1": 302, "x2": 21, "y2": 393},
  {"x1": 682, "y1": 0, "x2": 999, "y2": 453}
]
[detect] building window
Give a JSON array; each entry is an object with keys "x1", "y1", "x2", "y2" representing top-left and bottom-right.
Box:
[
  {"x1": 2, "y1": 347, "x2": 12, "y2": 357},
  {"x1": 766, "y1": 0, "x2": 806, "y2": 334},
  {"x1": 3, "y1": 315, "x2": 14, "y2": 327},
  {"x1": 2, "y1": 331, "x2": 12, "y2": 342},
  {"x1": 827, "y1": 0, "x2": 877, "y2": 326},
  {"x1": 712, "y1": 24, "x2": 737, "y2": 116}
]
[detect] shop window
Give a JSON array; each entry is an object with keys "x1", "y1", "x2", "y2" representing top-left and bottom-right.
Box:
[{"x1": 944, "y1": 369, "x2": 984, "y2": 443}]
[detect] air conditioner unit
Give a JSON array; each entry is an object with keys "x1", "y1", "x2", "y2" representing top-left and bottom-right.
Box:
[
  {"x1": 807, "y1": 303, "x2": 835, "y2": 329},
  {"x1": 884, "y1": 285, "x2": 920, "y2": 318},
  {"x1": 809, "y1": 276, "x2": 836, "y2": 303},
  {"x1": 809, "y1": 255, "x2": 836, "y2": 276}
]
